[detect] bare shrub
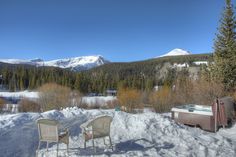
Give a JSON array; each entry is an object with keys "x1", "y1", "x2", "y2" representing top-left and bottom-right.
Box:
[
  {"x1": 92, "y1": 102, "x2": 101, "y2": 109},
  {"x1": 140, "y1": 91, "x2": 150, "y2": 105},
  {"x1": 117, "y1": 88, "x2": 143, "y2": 112},
  {"x1": 170, "y1": 75, "x2": 225, "y2": 106},
  {"x1": 38, "y1": 83, "x2": 71, "y2": 111},
  {"x1": 19, "y1": 98, "x2": 40, "y2": 112},
  {"x1": 106, "y1": 99, "x2": 118, "y2": 109},
  {"x1": 0, "y1": 98, "x2": 6, "y2": 111},
  {"x1": 171, "y1": 74, "x2": 194, "y2": 105},
  {"x1": 79, "y1": 102, "x2": 90, "y2": 109},
  {"x1": 149, "y1": 76, "x2": 225, "y2": 113},
  {"x1": 149, "y1": 85, "x2": 173, "y2": 112},
  {"x1": 79, "y1": 102, "x2": 101, "y2": 109},
  {"x1": 93, "y1": 98, "x2": 101, "y2": 108},
  {"x1": 191, "y1": 78, "x2": 225, "y2": 105},
  {"x1": 232, "y1": 91, "x2": 236, "y2": 101},
  {"x1": 70, "y1": 90, "x2": 83, "y2": 107}
]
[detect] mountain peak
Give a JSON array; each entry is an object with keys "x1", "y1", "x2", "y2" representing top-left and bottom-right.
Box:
[{"x1": 159, "y1": 48, "x2": 191, "y2": 57}]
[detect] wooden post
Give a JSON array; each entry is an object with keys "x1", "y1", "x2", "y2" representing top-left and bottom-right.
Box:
[{"x1": 215, "y1": 98, "x2": 218, "y2": 132}]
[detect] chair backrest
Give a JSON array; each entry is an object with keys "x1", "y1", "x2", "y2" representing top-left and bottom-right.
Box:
[
  {"x1": 37, "y1": 119, "x2": 59, "y2": 142},
  {"x1": 87, "y1": 116, "x2": 112, "y2": 138}
]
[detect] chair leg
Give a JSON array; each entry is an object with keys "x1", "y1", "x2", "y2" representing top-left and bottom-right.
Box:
[
  {"x1": 92, "y1": 138, "x2": 96, "y2": 153},
  {"x1": 103, "y1": 138, "x2": 106, "y2": 145},
  {"x1": 84, "y1": 140, "x2": 86, "y2": 149},
  {"x1": 37, "y1": 141, "x2": 41, "y2": 157},
  {"x1": 109, "y1": 136, "x2": 113, "y2": 150},
  {"x1": 57, "y1": 143, "x2": 59, "y2": 157},
  {"x1": 46, "y1": 142, "x2": 49, "y2": 151}
]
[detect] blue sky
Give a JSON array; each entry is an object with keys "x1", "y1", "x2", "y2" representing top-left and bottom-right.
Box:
[{"x1": 0, "y1": 0, "x2": 235, "y2": 62}]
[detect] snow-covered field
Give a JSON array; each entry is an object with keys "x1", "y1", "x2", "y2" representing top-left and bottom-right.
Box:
[
  {"x1": 0, "y1": 90, "x2": 38, "y2": 99},
  {"x1": 81, "y1": 96, "x2": 116, "y2": 107},
  {"x1": 0, "y1": 108, "x2": 235, "y2": 157},
  {"x1": 0, "y1": 91, "x2": 117, "y2": 109}
]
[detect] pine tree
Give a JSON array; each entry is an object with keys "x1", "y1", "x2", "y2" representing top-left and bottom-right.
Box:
[{"x1": 213, "y1": 0, "x2": 236, "y2": 90}]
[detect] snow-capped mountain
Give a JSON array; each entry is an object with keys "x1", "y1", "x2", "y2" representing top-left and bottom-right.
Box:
[
  {"x1": 159, "y1": 48, "x2": 191, "y2": 57},
  {"x1": 0, "y1": 55, "x2": 109, "y2": 71},
  {"x1": 42, "y1": 55, "x2": 109, "y2": 71},
  {"x1": 0, "y1": 59, "x2": 35, "y2": 65}
]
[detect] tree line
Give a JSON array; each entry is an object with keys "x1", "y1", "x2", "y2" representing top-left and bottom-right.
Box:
[{"x1": 0, "y1": 53, "x2": 211, "y2": 93}]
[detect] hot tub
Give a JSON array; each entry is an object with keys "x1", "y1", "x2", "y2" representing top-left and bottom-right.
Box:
[{"x1": 171, "y1": 104, "x2": 215, "y2": 131}]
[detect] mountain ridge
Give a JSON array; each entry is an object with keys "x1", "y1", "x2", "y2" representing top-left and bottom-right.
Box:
[
  {"x1": 0, "y1": 55, "x2": 109, "y2": 71},
  {"x1": 0, "y1": 49, "x2": 211, "y2": 72}
]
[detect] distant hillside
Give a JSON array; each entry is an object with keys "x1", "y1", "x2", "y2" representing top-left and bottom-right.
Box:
[
  {"x1": 0, "y1": 53, "x2": 213, "y2": 93},
  {"x1": 79, "y1": 53, "x2": 213, "y2": 92},
  {"x1": 87, "y1": 53, "x2": 212, "y2": 74}
]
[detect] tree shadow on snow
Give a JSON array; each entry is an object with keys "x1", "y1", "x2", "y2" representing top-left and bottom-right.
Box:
[{"x1": 71, "y1": 138, "x2": 175, "y2": 156}]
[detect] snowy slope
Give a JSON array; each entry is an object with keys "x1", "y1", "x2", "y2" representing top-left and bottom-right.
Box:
[
  {"x1": 0, "y1": 108, "x2": 235, "y2": 157},
  {"x1": 0, "y1": 55, "x2": 109, "y2": 71},
  {"x1": 159, "y1": 48, "x2": 191, "y2": 57}
]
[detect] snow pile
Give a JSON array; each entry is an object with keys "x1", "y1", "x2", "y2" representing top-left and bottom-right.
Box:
[
  {"x1": 159, "y1": 48, "x2": 191, "y2": 57},
  {"x1": 0, "y1": 108, "x2": 235, "y2": 157}
]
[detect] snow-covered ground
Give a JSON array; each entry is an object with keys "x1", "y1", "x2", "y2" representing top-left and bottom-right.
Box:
[
  {"x1": 82, "y1": 96, "x2": 117, "y2": 107},
  {"x1": 0, "y1": 91, "x2": 116, "y2": 105},
  {"x1": 0, "y1": 108, "x2": 235, "y2": 157},
  {"x1": 0, "y1": 90, "x2": 38, "y2": 99}
]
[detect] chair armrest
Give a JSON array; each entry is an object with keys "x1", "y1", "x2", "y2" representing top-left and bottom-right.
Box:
[
  {"x1": 65, "y1": 128, "x2": 69, "y2": 135},
  {"x1": 59, "y1": 128, "x2": 69, "y2": 144},
  {"x1": 60, "y1": 128, "x2": 69, "y2": 136},
  {"x1": 80, "y1": 121, "x2": 93, "y2": 132},
  {"x1": 80, "y1": 123, "x2": 87, "y2": 130},
  {"x1": 80, "y1": 123, "x2": 93, "y2": 140}
]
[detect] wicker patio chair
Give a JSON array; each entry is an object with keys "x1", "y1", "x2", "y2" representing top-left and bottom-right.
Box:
[
  {"x1": 37, "y1": 119, "x2": 69, "y2": 156},
  {"x1": 80, "y1": 116, "x2": 113, "y2": 152}
]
